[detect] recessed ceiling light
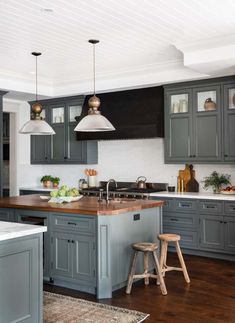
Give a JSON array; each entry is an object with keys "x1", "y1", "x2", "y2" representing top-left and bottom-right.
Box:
[{"x1": 41, "y1": 8, "x2": 53, "y2": 13}]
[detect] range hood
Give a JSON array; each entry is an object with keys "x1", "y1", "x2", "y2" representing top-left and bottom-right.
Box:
[{"x1": 76, "y1": 86, "x2": 164, "y2": 140}]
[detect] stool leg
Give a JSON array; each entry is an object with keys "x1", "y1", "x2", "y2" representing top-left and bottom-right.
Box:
[
  {"x1": 152, "y1": 251, "x2": 167, "y2": 295},
  {"x1": 143, "y1": 252, "x2": 149, "y2": 285},
  {"x1": 159, "y1": 241, "x2": 168, "y2": 277},
  {"x1": 126, "y1": 251, "x2": 138, "y2": 294},
  {"x1": 175, "y1": 241, "x2": 190, "y2": 283}
]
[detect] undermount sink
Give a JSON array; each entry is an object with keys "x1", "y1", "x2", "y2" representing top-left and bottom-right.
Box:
[{"x1": 109, "y1": 198, "x2": 136, "y2": 204}]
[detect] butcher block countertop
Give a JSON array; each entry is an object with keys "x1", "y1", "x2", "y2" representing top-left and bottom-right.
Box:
[{"x1": 0, "y1": 195, "x2": 164, "y2": 216}]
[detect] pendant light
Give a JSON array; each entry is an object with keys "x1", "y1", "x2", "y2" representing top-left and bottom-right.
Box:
[
  {"x1": 74, "y1": 40, "x2": 115, "y2": 132},
  {"x1": 19, "y1": 52, "x2": 55, "y2": 135}
]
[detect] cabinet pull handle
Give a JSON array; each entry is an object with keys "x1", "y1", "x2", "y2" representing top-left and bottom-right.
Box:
[
  {"x1": 205, "y1": 205, "x2": 216, "y2": 209},
  {"x1": 71, "y1": 240, "x2": 75, "y2": 243},
  {"x1": 170, "y1": 218, "x2": 178, "y2": 221},
  {"x1": 64, "y1": 156, "x2": 68, "y2": 159},
  {"x1": 68, "y1": 222, "x2": 77, "y2": 226},
  {"x1": 224, "y1": 221, "x2": 227, "y2": 224},
  {"x1": 224, "y1": 154, "x2": 228, "y2": 157},
  {"x1": 181, "y1": 204, "x2": 191, "y2": 208},
  {"x1": 219, "y1": 221, "x2": 223, "y2": 224},
  {"x1": 231, "y1": 207, "x2": 235, "y2": 211},
  {"x1": 68, "y1": 239, "x2": 71, "y2": 243}
]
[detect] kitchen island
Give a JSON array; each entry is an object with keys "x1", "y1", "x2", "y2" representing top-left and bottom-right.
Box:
[
  {"x1": 0, "y1": 221, "x2": 46, "y2": 323},
  {"x1": 0, "y1": 195, "x2": 164, "y2": 299}
]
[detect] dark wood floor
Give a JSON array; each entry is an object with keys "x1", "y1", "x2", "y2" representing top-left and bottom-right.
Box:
[{"x1": 44, "y1": 253, "x2": 235, "y2": 323}]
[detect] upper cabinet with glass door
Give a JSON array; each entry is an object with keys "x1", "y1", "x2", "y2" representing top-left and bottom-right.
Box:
[
  {"x1": 223, "y1": 84, "x2": 235, "y2": 162},
  {"x1": 52, "y1": 107, "x2": 65, "y2": 124},
  {"x1": 68, "y1": 105, "x2": 83, "y2": 123},
  {"x1": 170, "y1": 93, "x2": 189, "y2": 114},
  {"x1": 196, "y1": 90, "x2": 217, "y2": 112},
  {"x1": 228, "y1": 88, "x2": 235, "y2": 110}
]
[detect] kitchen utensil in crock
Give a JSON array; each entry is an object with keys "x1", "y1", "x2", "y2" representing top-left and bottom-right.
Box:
[{"x1": 136, "y1": 176, "x2": 147, "y2": 189}]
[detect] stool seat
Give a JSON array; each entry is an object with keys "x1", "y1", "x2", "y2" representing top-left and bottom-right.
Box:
[
  {"x1": 158, "y1": 233, "x2": 181, "y2": 242},
  {"x1": 132, "y1": 242, "x2": 158, "y2": 252}
]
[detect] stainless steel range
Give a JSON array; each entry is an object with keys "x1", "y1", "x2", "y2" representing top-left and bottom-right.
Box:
[{"x1": 80, "y1": 181, "x2": 167, "y2": 199}]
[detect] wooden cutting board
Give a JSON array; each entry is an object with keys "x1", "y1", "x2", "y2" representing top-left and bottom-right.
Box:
[
  {"x1": 185, "y1": 165, "x2": 199, "y2": 192},
  {"x1": 179, "y1": 164, "x2": 195, "y2": 191}
]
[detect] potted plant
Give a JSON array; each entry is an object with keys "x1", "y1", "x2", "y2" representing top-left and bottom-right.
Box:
[
  {"x1": 202, "y1": 171, "x2": 231, "y2": 193},
  {"x1": 51, "y1": 177, "x2": 60, "y2": 188},
  {"x1": 40, "y1": 175, "x2": 52, "y2": 188}
]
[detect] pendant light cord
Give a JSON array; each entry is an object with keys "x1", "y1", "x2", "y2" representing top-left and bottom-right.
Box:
[
  {"x1": 93, "y1": 43, "x2": 96, "y2": 95},
  {"x1": 35, "y1": 55, "x2": 38, "y2": 101}
]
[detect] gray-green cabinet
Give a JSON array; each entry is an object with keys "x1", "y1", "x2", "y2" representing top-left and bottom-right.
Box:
[
  {"x1": 50, "y1": 213, "x2": 96, "y2": 288},
  {"x1": 30, "y1": 96, "x2": 98, "y2": 164},
  {"x1": 152, "y1": 196, "x2": 235, "y2": 261},
  {"x1": 223, "y1": 83, "x2": 235, "y2": 162},
  {"x1": 164, "y1": 76, "x2": 235, "y2": 163},
  {"x1": 51, "y1": 231, "x2": 72, "y2": 278},
  {"x1": 199, "y1": 214, "x2": 224, "y2": 250},
  {"x1": 0, "y1": 234, "x2": 43, "y2": 323}
]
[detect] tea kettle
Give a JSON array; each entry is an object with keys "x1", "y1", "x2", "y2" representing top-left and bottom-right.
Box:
[{"x1": 136, "y1": 176, "x2": 147, "y2": 189}]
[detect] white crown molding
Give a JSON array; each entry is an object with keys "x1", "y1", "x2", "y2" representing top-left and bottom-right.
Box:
[{"x1": 174, "y1": 33, "x2": 235, "y2": 52}]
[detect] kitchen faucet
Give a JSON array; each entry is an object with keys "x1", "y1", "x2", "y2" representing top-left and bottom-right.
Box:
[{"x1": 106, "y1": 179, "x2": 117, "y2": 203}]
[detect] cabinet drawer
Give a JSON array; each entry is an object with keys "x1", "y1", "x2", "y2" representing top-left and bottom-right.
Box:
[
  {"x1": 163, "y1": 227, "x2": 198, "y2": 249},
  {"x1": 162, "y1": 198, "x2": 174, "y2": 212},
  {"x1": 199, "y1": 200, "x2": 222, "y2": 215},
  {"x1": 224, "y1": 202, "x2": 235, "y2": 215},
  {"x1": 174, "y1": 199, "x2": 197, "y2": 212},
  {"x1": 163, "y1": 212, "x2": 197, "y2": 229},
  {"x1": 51, "y1": 214, "x2": 95, "y2": 234}
]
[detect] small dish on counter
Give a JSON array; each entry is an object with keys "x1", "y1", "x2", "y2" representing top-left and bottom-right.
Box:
[
  {"x1": 220, "y1": 191, "x2": 235, "y2": 195},
  {"x1": 40, "y1": 195, "x2": 50, "y2": 201}
]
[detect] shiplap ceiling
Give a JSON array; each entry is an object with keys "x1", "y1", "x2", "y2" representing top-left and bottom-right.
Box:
[{"x1": 1, "y1": 0, "x2": 235, "y2": 98}]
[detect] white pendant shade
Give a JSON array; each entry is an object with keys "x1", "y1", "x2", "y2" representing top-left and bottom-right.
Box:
[
  {"x1": 19, "y1": 119, "x2": 55, "y2": 135},
  {"x1": 74, "y1": 114, "x2": 115, "y2": 132}
]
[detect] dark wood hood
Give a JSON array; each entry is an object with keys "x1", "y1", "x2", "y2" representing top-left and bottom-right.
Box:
[{"x1": 76, "y1": 86, "x2": 164, "y2": 140}]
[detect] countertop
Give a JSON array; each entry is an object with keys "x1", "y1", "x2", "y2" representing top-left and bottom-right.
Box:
[
  {"x1": 20, "y1": 186, "x2": 54, "y2": 192},
  {"x1": 150, "y1": 191, "x2": 235, "y2": 201},
  {"x1": 0, "y1": 221, "x2": 47, "y2": 242},
  {"x1": 0, "y1": 195, "x2": 164, "y2": 216}
]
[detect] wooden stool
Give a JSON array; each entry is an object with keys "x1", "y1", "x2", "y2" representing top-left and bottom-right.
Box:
[
  {"x1": 158, "y1": 234, "x2": 190, "y2": 283},
  {"x1": 126, "y1": 242, "x2": 167, "y2": 295}
]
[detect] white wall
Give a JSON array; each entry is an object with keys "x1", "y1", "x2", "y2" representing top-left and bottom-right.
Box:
[{"x1": 4, "y1": 99, "x2": 235, "y2": 194}]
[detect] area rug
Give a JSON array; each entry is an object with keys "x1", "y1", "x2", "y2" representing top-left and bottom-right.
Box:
[{"x1": 44, "y1": 291, "x2": 149, "y2": 323}]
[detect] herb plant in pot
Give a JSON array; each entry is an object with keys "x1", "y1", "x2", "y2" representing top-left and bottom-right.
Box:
[
  {"x1": 51, "y1": 177, "x2": 60, "y2": 188},
  {"x1": 40, "y1": 175, "x2": 52, "y2": 188},
  {"x1": 202, "y1": 171, "x2": 231, "y2": 193}
]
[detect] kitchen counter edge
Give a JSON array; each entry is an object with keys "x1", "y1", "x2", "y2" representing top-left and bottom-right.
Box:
[{"x1": 150, "y1": 191, "x2": 235, "y2": 200}]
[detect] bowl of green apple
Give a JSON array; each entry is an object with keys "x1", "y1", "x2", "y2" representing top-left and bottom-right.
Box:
[{"x1": 49, "y1": 185, "x2": 82, "y2": 203}]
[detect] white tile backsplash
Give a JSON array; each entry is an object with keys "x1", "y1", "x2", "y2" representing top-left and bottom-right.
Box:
[{"x1": 19, "y1": 138, "x2": 235, "y2": 192}]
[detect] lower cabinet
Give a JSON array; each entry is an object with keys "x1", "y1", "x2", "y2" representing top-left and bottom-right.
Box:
[
  {"x1": 199, "y1": 215, "x2": 224, "y2": 250},
  {"x1": 50, "y1": 230, "x2": 96, "y2": 287},
  {"x1": 49, "y1": 212, "x2": 97, "y2": 293},
  {"x1": 154, "y1": 197, "x2": 235, "y2": 260}
]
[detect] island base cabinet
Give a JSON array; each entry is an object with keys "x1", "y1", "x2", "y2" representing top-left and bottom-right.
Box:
[
  {"x1": 0, "y1": 235, "x2": 43, "y2": 323},
  {"x1": 51, "y1": 232, "x2": 72, "y2": 278},
  {"x1": 50, "y1": 231, "x2": 96, "y2": 292}
]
